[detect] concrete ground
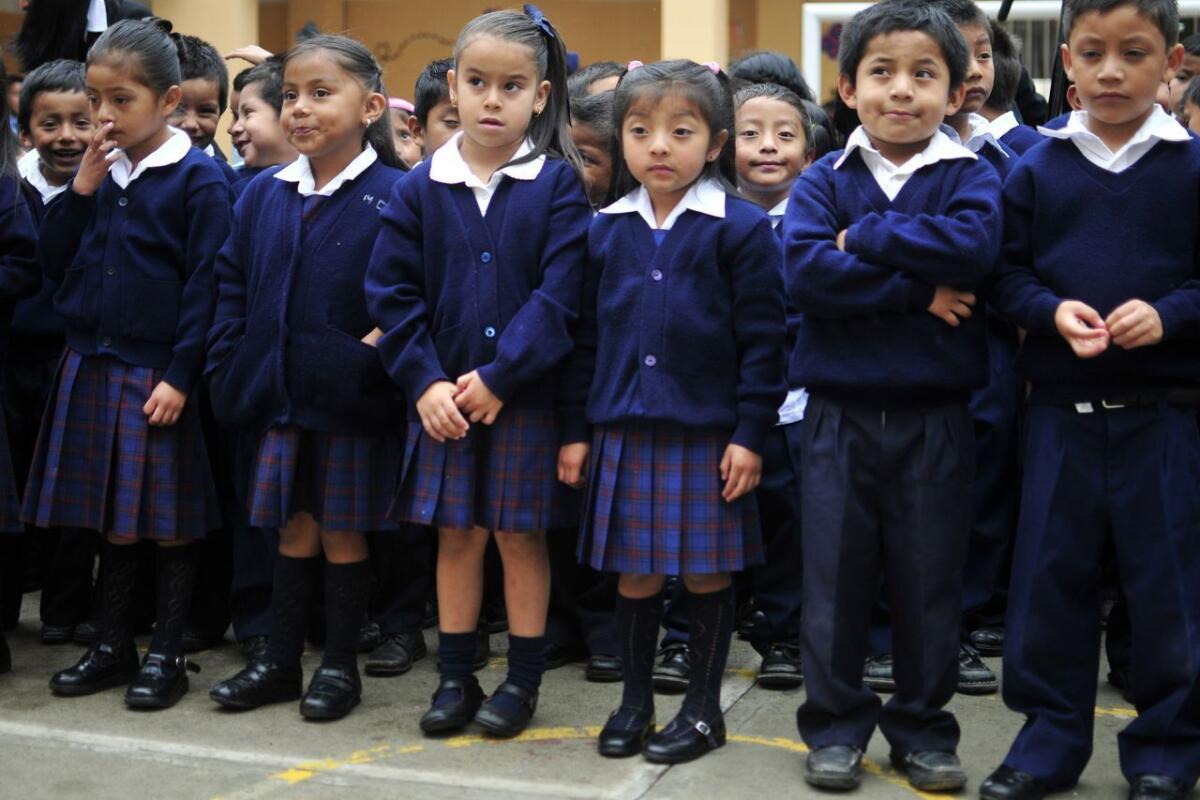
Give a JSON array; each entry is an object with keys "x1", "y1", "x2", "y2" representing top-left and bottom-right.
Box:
[{"x1": 0, "y1": 593, "x2": 1143, "y2": 800}]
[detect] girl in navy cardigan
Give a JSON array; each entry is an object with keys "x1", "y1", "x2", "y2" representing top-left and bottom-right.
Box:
[
  {"x1": 22, "y1": 19, "x2": 233, "y2": 708},
  {"x1": 366, "y1": 6, "x2": 591, "y2": 738},
  {"x1": 563, "y1": 60, "x2": 786, "y2": 764},
  {"x1": 205, "y1": 35, "x2": 406, "y2": 722}
]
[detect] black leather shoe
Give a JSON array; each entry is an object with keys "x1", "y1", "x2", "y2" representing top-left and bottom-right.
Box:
[
  {"x1": 863, "y1": 653, "x2": 895, "y2": 693},
  {"x1": 422, "y1": 599, "x2": 438, "y2": 629},
  {"x1": 0, "y1": 631, "x2": 10, "y2": 674},
  {"x1": 209, "y1": 661, "x2": 303, "y2": 710},
  {"x1": 50, "y1": 642, "x2": 139, "y2": 696},
  {"x1": 1108, "y1": 667, "x2": 1135, "y2": 704},
  {"x1": 980, "y1": 765, "x2": 1048, "y2": 800},
  {"x1": 652, "y1": 643, "x2": 691, "y2": 693},
  {"x1": 125, "y1": 653, "x2": 200, "y2": 709},
  {"x1": 969, "y1": 625, "x2": 1004, "y2": 657},
  {"x1": 643, "y1": 711, "x2": 726, "y2": 764},
  {"x1": 544, "y1": 640, "x2": 585, "y2": 670},
  {"x1": 41, "y1": 624, "x2": 76, "y2": 645},
  {"x1": 73, "y1": 619, "x2": 101, "y2": 645},
  {"x1": 805, "y1": 745, "x2": 864, "y2": 791},
  {"x1": 357, "y1": 621, "x2": 382, "y2": 653},
  {"x1": 757, "y1": 642, "x2": 804, "y2": 689},
  {"x1": 958, "y1": 642, "x2": 999, "y2": 695},
  {"x1": 182, "y1": 626, "x2": 222, "y2": 653},
  {"x1": 598, "y1": 706, "x2": 655, "y2": 758},
  {"x1": 738, "y1": 609, "x2": 771, "y2": 642},
  {"x1": 1129, "y1": 775, "x2": 1189, "y2": 800},
  {"x1": 239, "y1": 635, "x2": 269, "y2": 664},
  {"x1": 300, "y1": 665, "x2": 362, "y2": 721},
  {"x1": 419, "y1": 676, "x2": 485, "y2": 734},
  {"x1": 481, "y1": 607, "x2": 508, "y2": 634},
  {"x1": 585, "y1": 654, "x2": 623, "y2": 683},
  {"x1": 365, "y1": 631, "x2": 427, "y2": 677},
  {"x1": 891, "y1": 750, "x2": 967, "y2": 792},
  {"x1": 474, "y1": 682, "x2": 538, "y2": 737}
]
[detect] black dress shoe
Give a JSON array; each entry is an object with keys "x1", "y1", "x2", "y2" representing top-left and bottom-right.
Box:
[
  {"x1": 41, "y1": 624, "x2": 76, "y2": 645},
  {"x1": 300, "y1": 665, "x2": 362, "y2": 721},
  {"x1": 543, "y1": 641, "x2": 578, "y2": 670},
  {"x1": 0, "y1": 631, "x2": 10, "y2": 674},
  {"x1": 357, "y1": 621, "x2": 382, "y2": 653},
  {"x1": 969, "y1": 625, "x2": 1004, "y2": 657},
  {"x1": 652, "y1": 643, "x2": 691, "y2": 693},
  {"x1": 891, "y1": 750, "x2": 967, "y2": 792},
  {"x1": 182, "y1": 626, "x2": 222, "y2": 653},
  {"x1": 643, "y1": 711, "x2": 726, "y2": 764},
  {"x1": 585, "y1": 654, "x2": 623, "y2": 683},
  {"x1": 365, "y1": 631, "x2": 427, "y2": 677},
  {"x1": 474, "y1": 682, "x2": 538, "y2": 737},
  {"x1": 738, "y1": 609, "x2": 771, "y2": 642},
  {"x1": 980, "y1": 765, "x2": 1048, "y2": 800},
  {"x1": 125, "y1": 653, "x2": 201, "y2": 710},
  {"x1": 958, "y1": 642, "x2": 999, "y2": 695},
  {"x1": 1108, "y1": 667, "x2": 1135, "y2": 704},
  {"x1": 863, "y1": 653, "x2": 895, "y2": 692},
  {"x1": 757, "y1": 642, "x2": 804, "y2": 689},
  {"x1": 1129, "y1": 774, "x2": 1189, "y2": 800},
  {"x1": 805, "y1": 745, "x2": 864, "y2": 790},
  {"x1": 73, "y1": 619, "x2": 101, "y2": 645},
  {"x1": 239, "y1": 635, "x2": 269, "y2": 664},
  {"x1": 50, "y1": 642, "x2": 139, "y2": 696},
  {"x1": 598, "y1": 706, "x2": 656, "y2": 758},
  {"x1": 422, "y1": 599, "x2": 438, "y2": 629},
  {"x1": 209, "y1": 661, "x2": 303, "y2": 710},
  {"x1": 419, "y1": 676, "x2": 485, "y2": 734}
]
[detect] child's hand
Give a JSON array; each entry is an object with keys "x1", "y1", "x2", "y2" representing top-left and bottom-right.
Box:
[
  {"x1": 223, "y1": 45, "x2": 272, "y2": 65},
  {"x1": 360, "y1": 327, "x2": 383, "y2": 347},
  {"x1": 836, "y1": 229, "x2": 848, "y2": 251},
  {"x1": 1054, "y1": 300, "x2": 1110, "y2": 358},
  {"x1": 557, "y1": 442, "x2": 590, "y2": 488},
  {"x1": 927, "y1": 286, "x2": 976, "y2": 327},
  {"x1": 417, "y1": 380, "x2": 469, "y2": 442},
  {"x1": 143, "y1": 381, "x2": 187, "y2": 426},
  {"x1": 73, "y1": 122, "x2": 120, "y2": 197},
  {"x1": 1106, "y1": 300, "x2": 1163, "y2": 351},
  {"x1": 720, "y1": 443, "x2": 762, "y2": 503},
  {"x1": 454, "y1": 370, "x2": 503, "y2": 425}
]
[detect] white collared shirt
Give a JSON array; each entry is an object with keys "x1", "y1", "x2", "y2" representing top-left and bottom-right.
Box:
[
  {"x1": 980, "y1": 110, "x2": 1021, "y2": 141},
  {"x1": 204, "y1": 143, "x2": 216, "y2": 159},
  {"x1": 835, "y1": 126, "x2": 976, "y2": 201},
  {"x1": 767, "y1": 197, "x2": 788, "y2": 230},
  {"x1": 273, "y1": 145, "x2": 377, "y2": 197},
  {"x1": 429, "y1": 131, "x2": 545, "y2": 215},
  {"x1": 1037, "y1": 105, "x2": 1189, "y2": 173},
  {"x1": 86, "y1": 0, "x2": 107, "y2": 33},
  {"x1": 109, "y1": 127, "x2": 192, "y2": 189},
  {"x1": 942, "y1": 113, "x2": 1009, "y2": 160},
  {"x1": 18, "y1": 149, "x2": 69, "y2": 204},
  {"x1": 600, "y1": 178, "x2": 727, "y2": 230}
]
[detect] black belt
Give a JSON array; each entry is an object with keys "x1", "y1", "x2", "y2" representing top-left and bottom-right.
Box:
[{"x1": 1056, "y1": 390, "x2": 1200, "y2": 413}]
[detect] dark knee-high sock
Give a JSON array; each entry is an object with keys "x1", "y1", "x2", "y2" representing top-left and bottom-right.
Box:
[
  {"x1": 264, "y1": 554, "x2": 320, "y2": 669},
  {"x1": 148, "y1": 544, "x2": 199, "y2": 657},
  {"x1": 680, "y1": 586, "x2": 734, "y2": 721},
  {"x1": 322, "y1": 560, "x2": 369, "y2": 671},
  {"x1": 618, "y1": 592, "x2": 664, "y2": 712},
  {"x1": 98, "y1": 542, "x2": 139, "y2": 652}
]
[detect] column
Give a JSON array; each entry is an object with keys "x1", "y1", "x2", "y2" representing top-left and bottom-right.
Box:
[{"x1": 660, "y1": 0, "x2": 729, "y2": 64}]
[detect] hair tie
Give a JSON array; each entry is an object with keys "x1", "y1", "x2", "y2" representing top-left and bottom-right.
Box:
[
  {"x1": 703, "y1": 61, "x2": 721, "y2": 74},
  {"x1": 388, "y1": 98, "x2": 415, "y2": 112},
  {"x1": 627, "y1": 60, "x2": 644, "y2": 72},
  {"x1": 523, "y1": 4, "x2": 557, "y2": 40}
]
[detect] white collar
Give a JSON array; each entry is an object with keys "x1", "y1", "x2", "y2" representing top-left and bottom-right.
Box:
[
  {"x1": 109, "y1": 127, "x2": 192, "y2": 190},
  {"x1": 834, "y1": 126, "x2": 976, "y2": 172},
  {"x1": 982, "y1": 110, "x2": 1021, "y2": 140},
  {"x1": 86, "y1": 0, "x2": 107, "y2": 34},
  {"x1": 600, "y1": 178, "x2": 727, "y2": 231},
  {"x1": 1038, "y1": 106, "x2": 1189, "y2": 158},
  {"x1": 273, "y1": 145, "x2": 377, "y2": 197},
  {"x1": 18, "y1": 149, "x2": 69, "y2": 203},
  {"x1": 204, "y1": 143, "x2": 216, "y2": 158},
  {"x1": 429, "y1": 131, "x2": 544, "y2": 187},
  {"x1": 767, "y1": 197, "x2": 788, "y2": 218},
  {"x1": 955, "y1": 112, "x2": 1008, "y2": 158}
]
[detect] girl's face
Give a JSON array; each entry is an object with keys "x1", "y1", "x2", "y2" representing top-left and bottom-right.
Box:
[
  {"x1": 448, "y1": 35, "x2": 550, "y2": 155},
  {"x1": 390, "y1": 108, "x2": 422, "y2": 167},
  {"x1": 571, "y1": 121, "x2": 612, "y2": 208},
  {"x1": 735, "y1": 97, "x2": 811, "y2": 206},
  {"x1": 281, "y1": 52, "x2": 385, "y2": 167},
  {"x1": 85, "y1": 58, "x2": 180, "y2": 165},
  {"x1": 231, "y1": 82, "x2": 294, "y2": 168},
  {"x1": 621, "y1": 93, "x2": 727, "y2": 211}
]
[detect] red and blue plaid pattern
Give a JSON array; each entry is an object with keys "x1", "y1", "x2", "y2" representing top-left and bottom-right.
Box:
[
  {"x1": 249, "y1": 426, "x2": 402, "y2": 533},
  {"x1": 0, "y1": 418, "x2": 21, "y2": 534},
  {"x1": 578, "y1": 420, "x2": 763, "y2": 575},
  {"x1": 21, "y1": 349, "x2": 219, "y2": 541}
]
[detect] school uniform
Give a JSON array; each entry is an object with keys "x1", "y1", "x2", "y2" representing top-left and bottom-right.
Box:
[
  {"x1": 206, "y1": 142, "x2": 240, "y2": 186},
  {"x1": 785, "y1": 128, "x2": 1001, "y2": 756},
  {"x1": 364, "y1": 132, "x2": 592, "y2": 534},
  {"x1": 231, "y1": 165, "x2": 270, "y2": 199},
  {"x1": 982, "y1": 110, "x2": 1044, "y2": 156},
  {"x1": 990, "y1": 106, "x2": 1200, "y2": 790}
]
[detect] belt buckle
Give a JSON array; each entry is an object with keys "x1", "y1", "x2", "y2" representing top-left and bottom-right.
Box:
[{"x1": 1101, "y1": 399, "x2": 1127, "y2": 410}]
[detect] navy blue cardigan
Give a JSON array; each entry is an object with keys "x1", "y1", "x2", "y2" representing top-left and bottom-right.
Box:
[
  {"x1": 564, "y1": 195, "x2": 787, "y2": 454},
  {"x1": 783, "y1": 150, "x2": 1002, "y2": 404},
  {"x1": 365, "y1": 158, "x2": 592, "y2": 414},
  {"x1": 39, "y1": 149, "x2": 232, "y2": 394},
  {"x1": 13, "y1": 179, "x2": 66, "y2": 359},
  {"x1": 206, "y1": 159, "x2": 407, "y2": 434},
  {"x1": 0, "y1": 176, "x2": 41, "y2": 358},
  {"x1": 999, "y1": 124, "x2": 1043, "y2": 156}
]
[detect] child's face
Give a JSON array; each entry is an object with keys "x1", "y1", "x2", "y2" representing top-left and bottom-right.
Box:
[
  {"x1": 571, "y1": 121, "x2": 612, "y2": 208},
  {"x1": 621, "y1": 94, "x2": 727, "y2": 211},
  {"x1": 7, "y1": 80, "x2": 21, "y2": 116},
  {"x1": 86, "y1": 59, "x2": 181, "y2": 164},
  {"x1": 957, "y1": 23, "x2": 995, "y2": 116},
  {"x1": 839, "y1": 30, "x2": 965, "y2": 164},
  {"x1": 20, "y1": 90, "x2": 93, "y2": 185},
  {"x1": 389, "y1": 107, "x2": 422, "y2": 168},
  {"x1": 1168, "y1": 51, "x2": 1200, "y2": 105},
  {"x1": 448, "y1": 35, "x2": 551, "y2": 156},
  {"x1": 169, "y1": 78, "x2": 223, "y2": 150},
  {"x1": 735, "y1": 96, "x2": 811, "y2": 205},
  {"x1": 1184, "y1": 99, "x2": 1200, "y2": 135},
  {"x1": 225, "y1": 88, "x2": 240, "y2": 137},
  {"x1": 282, "y1": 52, "x2": 385, "y2": 166},
  {"x1": 419, "y1": 98, "x2": 460, "y2": 155},
  {"x1": 231, "y1": 82, "x2": 294, "y2": 168}
]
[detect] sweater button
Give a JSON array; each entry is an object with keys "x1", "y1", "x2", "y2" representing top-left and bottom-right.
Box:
[
  {"x1": 643, "y1": 354, "x2": 657, "y2": 367},
  {"x1": 117, "y1": 197, "x2": 128, "y2": 207},
  {"x1": 481, "y1": 251, "x2": 492, "y2": 263},
  {"x1": 105, "y1": 266, "x2": 115, "y2": 276},
  {"x1": 650, "y1": 269, "x2": 663, "y2": 281},
  {"x1": 101, "y1": 336, "x2": 112, "y2": 347},
  {"x1": 484, "y1": 326, "x2": 496, "y2": 338}
]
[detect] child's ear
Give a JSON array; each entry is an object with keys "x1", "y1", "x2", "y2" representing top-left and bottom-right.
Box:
[
  {"x1": 407, "y1": 113, "x2": 425, "y2": 148},
  {"x1": 944, "y1": 83, "x2": 967, "y2": 118},
  {"x1": 363, "y1": 91, "x2": 387, "y2": 127},
  {"x1": 837, "y1": 75, "x2": 858, "y2": 110},
  {"x1": 1165, "y1": 42, "x2": 1186, "y2": 83},
  {"x1": 533, "y1": 79, "x2": 552, "y2": 117},
  {"x1": 18, "y1": 129, "x2": 32, "y2": 150},
  {"x1": 161, "y1": 84, "x2": 182, "y2": 117},
  {"x1": 707, "y1": 128, "x2": 730, "y2": 162},
  {"x1": 1061, "y1": 42, "x2": 1076, "y2": 83},
  {"x1": 446, "y1": 69, "x2": 457, "y2": 107}
]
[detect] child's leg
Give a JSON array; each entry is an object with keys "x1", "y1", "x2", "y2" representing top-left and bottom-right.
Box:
[
  {"x1": 434, "y1": 526, "x2": 488, "y2": 685},
  {"x1": 598, "y1": 573, "x2": 666, "y2": 754},
  {"x1": 264, "y1": 514, "x2": 322, "y2": 669},
  {"x1": 677, "y1": 573, "x2": 735, "y2": 724},
  {"x1": 147, "y1": 539, "x2": 200, "y2": 657},
  {"x1": 317, "y1": 530, "x2": 369, "y2": 670}
]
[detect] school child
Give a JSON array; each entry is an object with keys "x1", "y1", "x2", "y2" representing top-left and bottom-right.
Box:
[
  {"x1": 205, "y1": 34, "x2": 406, "y2": 721},
  {"x1": 975, "y1": 22, "x2": 1043, "y2": 155},
  {"x1": 408, "y1": 58, "x2": 459, "y2": 158},
  {"x1": 170, "y1": 32, "x2": 237, "y2": 184},
  {"x1": 365, "y1": 6, "x2": 591, "y2": 738},
  {"x1": 566, "y1": 60, "x2": 624, "y2": 99},
  {"x1": 1181, "y1": 76, "x2": 1200, "y2": 134},
  {"x1": 980, "y1": 1, "x2": 1200, "y2": 798},
  {"x1": 570, "y1": 90, "x2": 615, "y2": 210},
  {"x1": 387, "y1": 98, "x2": 423, "y2": 169},
  {"x1": 23, "y1": 18, "x2": 233, "y2": 708},
  {"x1": 228, "y1": 59, "x2": 296, "y2": 198},
  {"x1": 785, "y1": 0, "x2": 1001, "y2": 790},
  {"x1": 728, "y1": 50, "x2": 817, "y2": 103},
  {"x1": 564, "y1": 59, "x2": 785, "y2": 763}
]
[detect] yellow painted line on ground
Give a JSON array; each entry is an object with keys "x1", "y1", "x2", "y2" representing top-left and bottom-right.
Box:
[
  {"x1": 1096, "y1": 705, "x2": 1138, "y2": 720},
  {"x1": 270, "y1": 743, "x2": 425, "y2": 785}
]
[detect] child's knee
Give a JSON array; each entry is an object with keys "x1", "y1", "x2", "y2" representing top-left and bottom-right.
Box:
[
  {"x1": 619, "y1": 573, "x2": 666, "y2": 598},
  {"x1": 494, "y1": 529, "x2": 547, "y2": 559},
  {"x1": 320, "y1": 530, "x2": 368, "y2": 563},
  {"x1": 279, "y1": 513, "x2": 321, "y2": 556},
  {"x1": 438, "y1": 526, "x2": 490, "y2": 559},
  {"x1": 683, "y1": 573, "x2": 731, "y2": 594}
]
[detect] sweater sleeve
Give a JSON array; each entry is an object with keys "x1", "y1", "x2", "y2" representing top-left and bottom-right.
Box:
[
  {"x1": 37, "y1": 182, "x2": 97, "y2": 282},
  {"x1": 206, "y1": 189, "x2": 252, "y2": 375},
  {"x1": 988, "y1": 161, "x2": 1062, "y2": 335},
  {"x1": 0, "y1": 180, "x2": 40, "y2": 302},
  {"x1": 558, "y1": 222, "x2": 603, "y2": 445},
  {"x1": 476, "y1": 166, "x2": 591, "y2": 402},
  {"x1": 1153, "y1": 203, "x2": 1200, "y2": 339}
]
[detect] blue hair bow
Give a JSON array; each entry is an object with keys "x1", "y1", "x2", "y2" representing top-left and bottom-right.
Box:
[{"x1": 524, "y1": 4, "x2": 557, "y2": 40}]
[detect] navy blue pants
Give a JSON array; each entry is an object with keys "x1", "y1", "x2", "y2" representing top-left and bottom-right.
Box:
[
  {"x1": 746, "y1": 422, "x2": 804, "y2": 648},
  {"x1": 797, "y1": 396, "x2": 972, "y2": 755},
  {"x1": 229, "y1": 430, "x2": 277, "y2": 642},
  {"x1": 370, "y1": 525, "x2": 433, "y2": 636},
  {"x1": 1001, "y1": 403, "x2": 1200, "y2": 789},
  {"x1": 547, "y1": 524, "x2": 618, "y2": 657}
]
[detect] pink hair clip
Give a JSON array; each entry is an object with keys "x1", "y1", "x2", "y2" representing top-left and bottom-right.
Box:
[
  {"x1": 703, "y1": 61, "x2": 721, "y2": 74},
  {"x1": 626, "y1": 60, "x2": 644, "y2": 71},
  {"x1": 388, "y1": 98, "x2": 415, "y2": 112}
]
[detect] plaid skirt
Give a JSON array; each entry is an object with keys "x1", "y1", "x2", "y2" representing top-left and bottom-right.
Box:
[
  {"x1": 394, "y1": 407, "x2": 573, "y2": 533},
  {"x1": 578, "y1": 420, "x2": 763, "y2": 575},
  {"x1": 21, "y1": 349, "x2": 220, "y2": 541},
  {"x1": 248, "y1": 426, "x2": 402, "y2": 533},
  {"x1": 0, "y1": 420, "x2": 21, "y2": 534}
]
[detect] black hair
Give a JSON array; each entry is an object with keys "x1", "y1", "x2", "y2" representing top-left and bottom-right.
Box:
[
  {"x1": 802, "y1": 99, "x2": 840, "y2": 157},
  {"x1": 14, "y1": 0, "x2": 90, "y2": 72},
  {"x1": 413, "y1": 57, "x2": 453, "y2": 126},
  {"x1": 5, "y1": 74, "x2": 23, "y2": 87},
  {"x1": 1183, "y1": 33, "x2": 1200, "y2": 56},
  {"x1": 87, "y1": 18, "x2": 182, "y2": 96},
  {"x1": 838, "y1": 0, "x2": 970, "y2": 90},
  {"x1": 172, "y1": 33, "x2": 230, "y2": 114},
  {"x1": 986, "y1": 21, "x2": 1022, "y2": 112},
  {"x1": 17, "y1": 58, "x2": 87, "y2": 134},
  {"x1": 0, "y1": 57, "x2": 19, "y2": 179},
  {"x1": 567, "y1": 60, "x2": 624, "y2": 99},
  {"x1": 453, "y1": 5, "x2": 583, "y2": 178},
  {"x1": 1063, "y1": 0, "x2": 1180, "y2": 47},
  {"x1": 1185, "y1": 69, "x2": 1200, "y2": 106},
  {"x1": 728, "y1": 51, "x2": 816, "y2": 103},
  {"x1": 930, "y1": 0, "x2": 991, "y2": 30},
  {"x1": 571, "y1": 89, "x2": 614, "y2": 143},
  {"x1": 610, "y1": 59, "x2": 737, "y2": 197},
  {"x1": 734, "y1": 82, "x2": 815, "y2": 157},
  {"x1": 233, "y1": 58, "x2": 284, "y2": 114}
]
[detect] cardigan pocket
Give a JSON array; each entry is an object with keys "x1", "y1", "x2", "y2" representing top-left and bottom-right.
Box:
[
  {"x1": 306, "y1": 327, "x2": 393, "y2": 415},
  {"x1": 54, "y1": 264, "x2": 98, "y2": 329},
  {"x1": 122, "y1": 278, "x2": 182, "y2": 344},
  {"x1": 432, "y1": 323, "x2": 465, "y2": 378},
  {"x1": 207, "y1": 338, "x2": 272, "y2": 428}
]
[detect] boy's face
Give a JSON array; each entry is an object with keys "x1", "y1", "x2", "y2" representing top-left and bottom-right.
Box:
[
  {"x1": 169, "y1": 77, "x2": 223, "y2": 150},
  {"x1": 956, "y1": 23, "x2": 995, "y2": 117},
  {"x1": 571, "y1": 120, "x2": 612, "y2": 208},
  {"x1": 225, "y1": 88, "x2": 240, "y2": 137},
  {"x1": 419, "y1": 97, "x2": 461, "y2": 155},
  {"x1": 389, "y1": 107, "x2": 423, "y2": 168},
  {"x1": 230, "y1": 82, "x2": 294, "y2": 169},
  {"x1": 1184, "y1": 99, "x2": 1200, "y2": 135},
  {"x1": 839, "y1": 30, "x2": 966, "y2": 164},
  {"x1": 735, "y1": 96, "x2": 812, "y2": 205},
  {"x1": 20, "y1": 90, "x2": 92, "y2": 185},
  {"x1": 1168, "y1": 51, "x2": 1200, "y2": 106}
]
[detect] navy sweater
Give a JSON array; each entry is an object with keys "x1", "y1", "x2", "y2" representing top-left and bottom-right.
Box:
[
  {"x1": 565, "y1": 195, "x2": 787, "y2": 453},
  {"x1": 990, "y1": 137, "x2": 1200, "y2": 400},
  {"x1": 0, "y1": 176, "x2": 41, "y2": 358},
  {"x1": 365, "y1": 158, "x2": 592, "y2": 414},
  {"x1": 783, "y1": 150, "x2": 1002, "y2": 403},
  {"x1": 999, "y1": 124, "x2": 1043, "y2": 156},
  {"x1": 13, "y1": 179, "x2": 66, "y2": 359},
  {"x1": 40, "y1": 148, "x2": 233, "y2": 395},
  {"x1": 231, "y1": 165, "x2": 269, "y2": 199},
  {"x1": 207, "y1": 159, "x2": 406, "y2": 434}
]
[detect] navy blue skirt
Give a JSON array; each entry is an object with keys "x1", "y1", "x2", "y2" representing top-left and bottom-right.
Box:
[
  {"x1": 578, "y1": 420, "x2": 763, "y2": 575},
  {"x1": 21, "y1": 349, "x2": 220, "y2": 541},
  {"x1": 394, "y1": 406, "x2": 573, "y2": 533},
  {"x1": 249, "y1": 425, "x2": 402, "y2": 533}
]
